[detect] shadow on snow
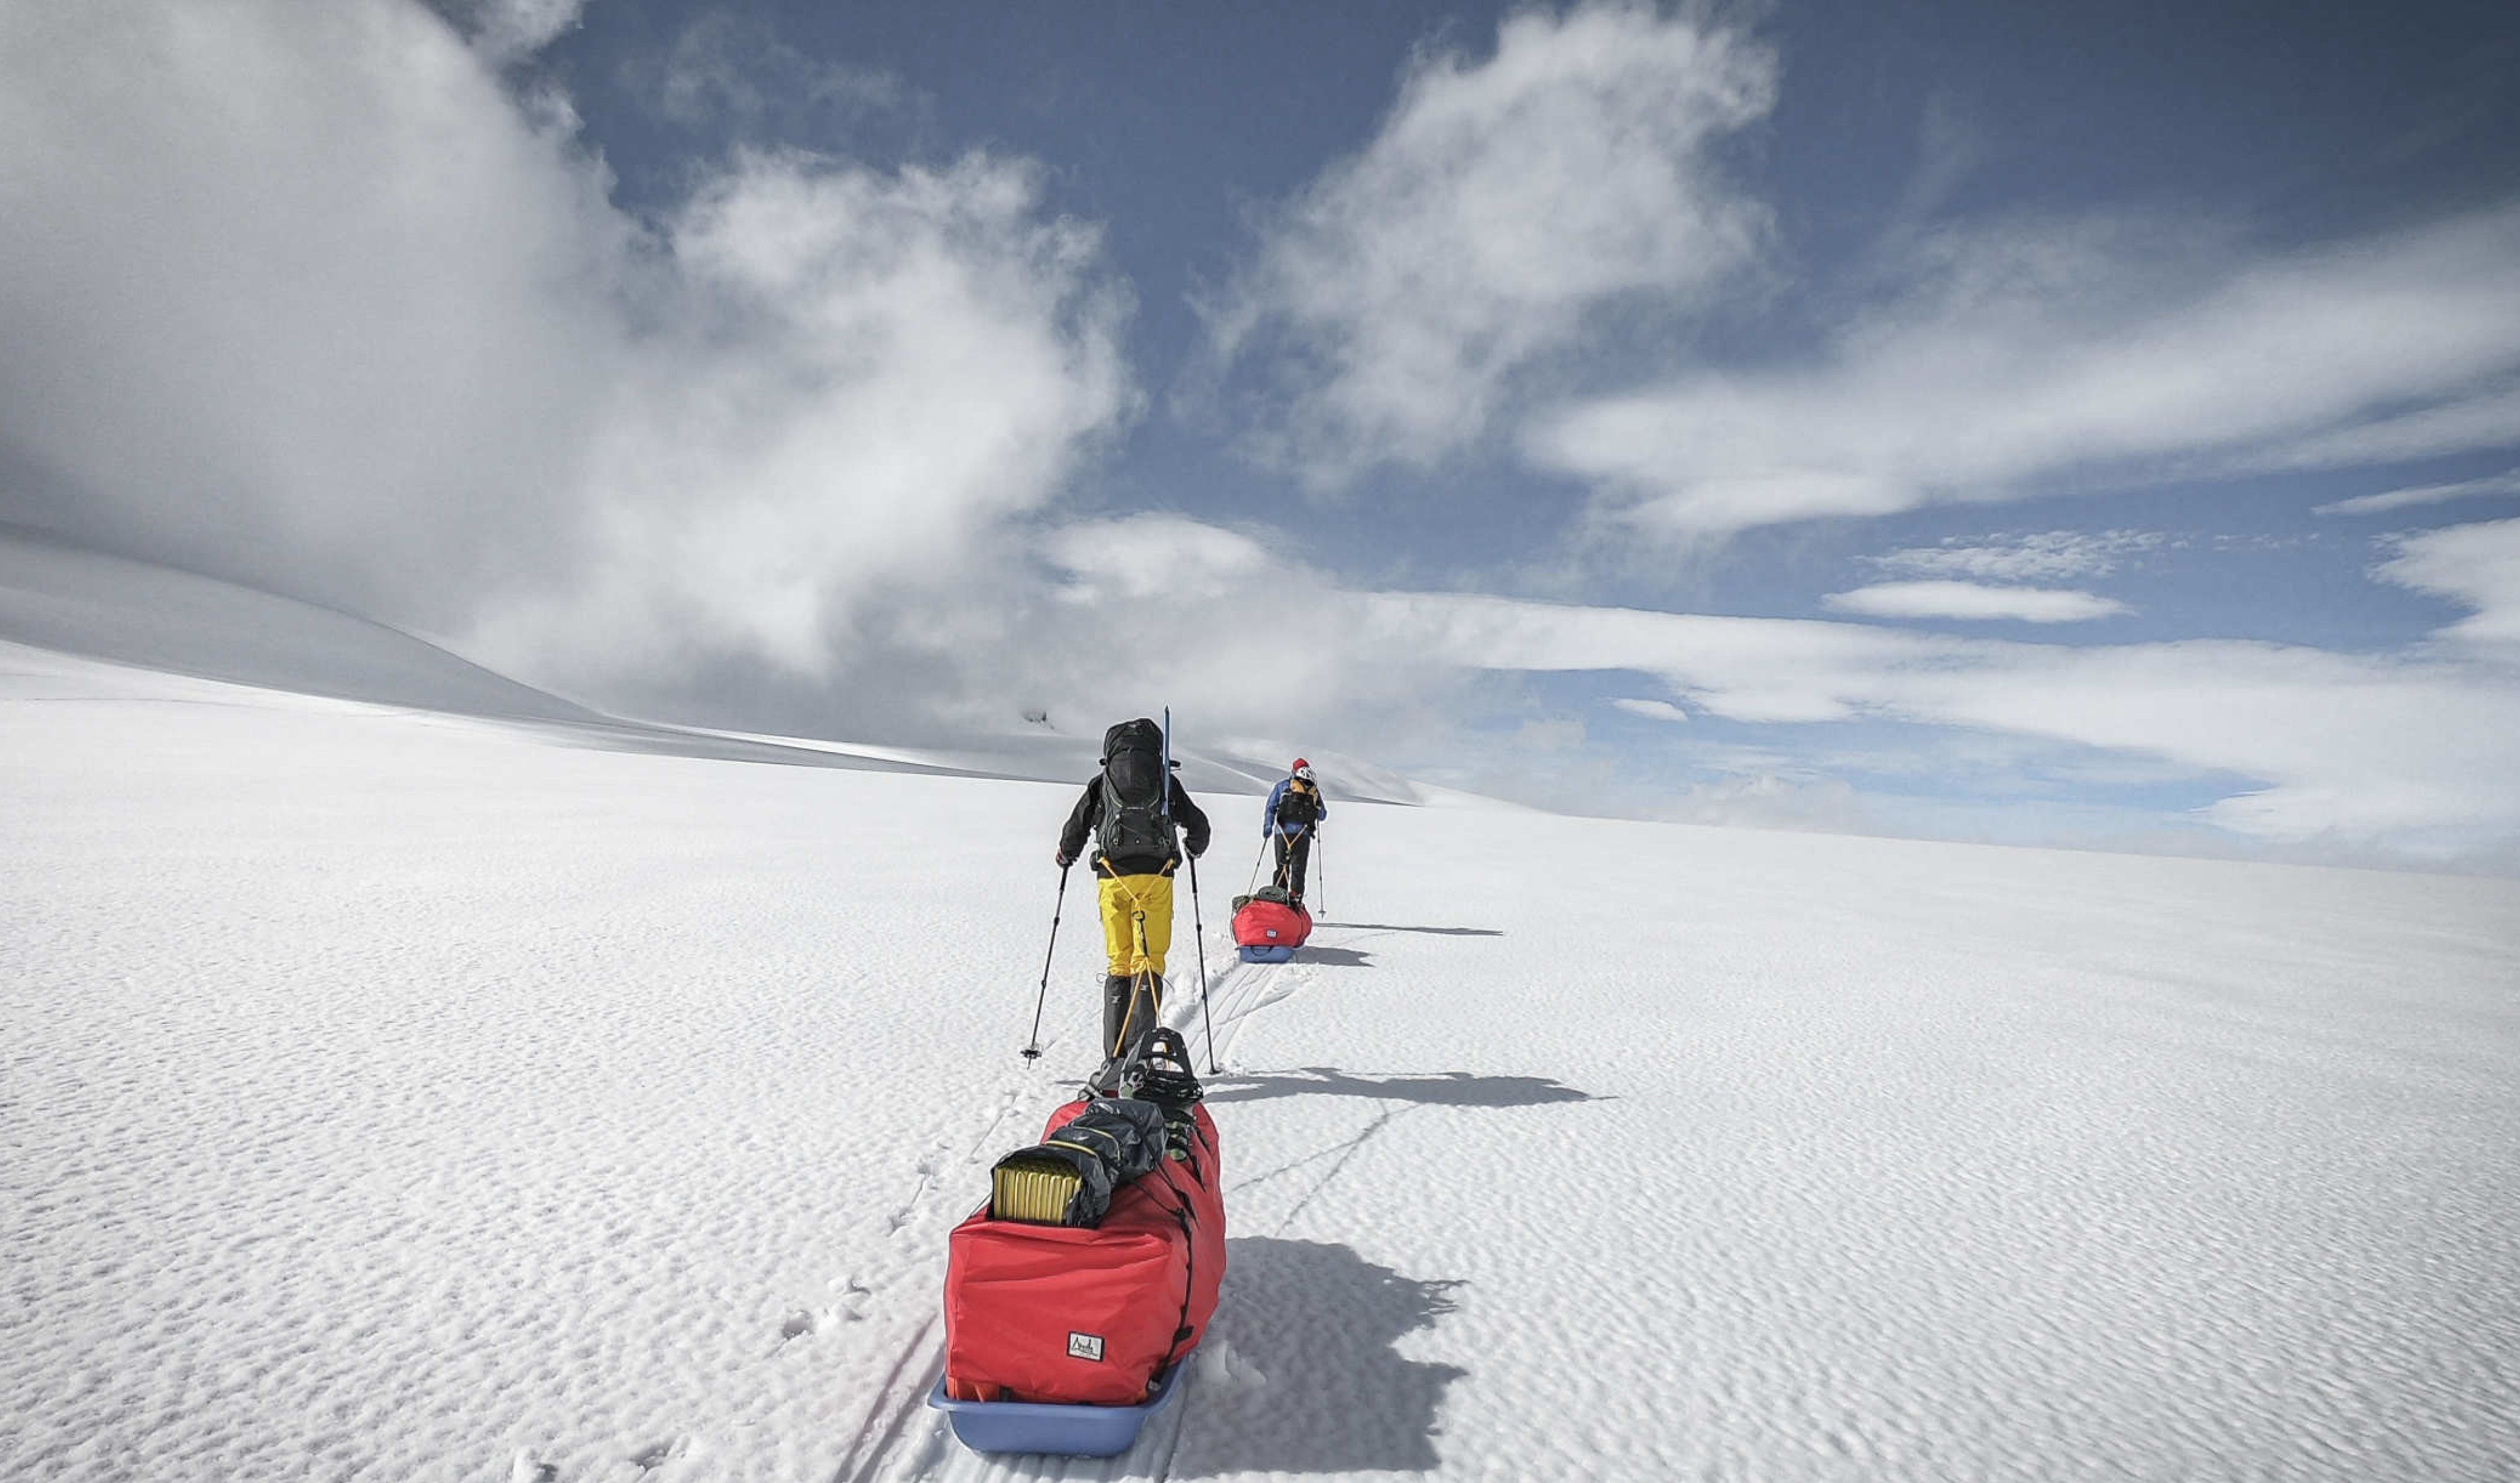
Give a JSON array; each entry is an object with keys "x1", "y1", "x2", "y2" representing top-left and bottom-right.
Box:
[
  {"x1": 1288, "y1": 945, "x2": 1374, "y2": 967},
  {"x1": 1166, "y1": 1238, "x2": 1466, "y2": 1478},
  {"x1": 1313, "y1": 921, "x2": 1503, "y2": 938},
  {"x1": 1204, "y1": 1067, "x2": 1596, "y2": 1108}
]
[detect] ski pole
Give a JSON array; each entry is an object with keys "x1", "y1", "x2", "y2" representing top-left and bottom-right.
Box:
[
  {"x1": 1021, "y1": 862, "x2": 1070, "y2": 1060},
  {"x1": 1187, "y1": 853, "x2": 1218, "y2": 1073},
  {"x1": 1316, "y1": 831, "x2": 1326, "y2": 917},
  {"x1": 1245, "y1": 834, "x2": 1268, "y2": 896}
]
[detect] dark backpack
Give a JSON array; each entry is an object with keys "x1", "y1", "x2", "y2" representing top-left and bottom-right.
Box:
[
  {"x1": 1096, "y1": 719, "x2": 1174, "y2": 862},
  {"x1": 1274, "y1": 781, "x2": 1320, "y2": 830}
]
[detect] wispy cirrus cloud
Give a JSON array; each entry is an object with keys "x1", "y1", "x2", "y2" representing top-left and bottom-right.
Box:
[
  {"x1": 1611, "y1": 697, "x2": 1690, "y2": 723},
  {"x1": 2376, "y1": 517, "x2": 2520, "y2": 647},
  {"x1": 1353, "y1": 589, "x2": 2520, "y2": 855},
  {"x1": 636, "y1": 11, "x2": 910, "y2": 135},
  {"x1": 1823, "y1": 582, "x2": 2129, "y2": 623},
  {"x1": 1206, "y1": 1, "x2": 1776, "y2": 485},
  {"x1": 2317, "y1": 468, "x2": 2520, "y2": 517},
  {"x1": 1526, "y1": 206, "x2": 2520, "y2": 538}
]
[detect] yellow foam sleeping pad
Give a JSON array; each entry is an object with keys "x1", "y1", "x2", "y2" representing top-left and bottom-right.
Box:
[{"x1": 990, "y1": 1154, "x2": 1087, "y2": 1226}]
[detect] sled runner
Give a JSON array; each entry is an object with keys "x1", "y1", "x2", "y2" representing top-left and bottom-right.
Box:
[{"x1": 925, "y1": 1364, "x2": 1181, "y2": 1457}]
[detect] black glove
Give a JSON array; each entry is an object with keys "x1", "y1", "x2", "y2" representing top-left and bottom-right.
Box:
[{"x1": 1054, "y1": 850, "x2": 1074, "y2": 868}]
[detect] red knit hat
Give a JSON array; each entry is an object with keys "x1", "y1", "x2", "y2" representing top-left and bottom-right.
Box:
[{"x1": 1291, "y1": 757, "x2": 1310, "y2": 771}]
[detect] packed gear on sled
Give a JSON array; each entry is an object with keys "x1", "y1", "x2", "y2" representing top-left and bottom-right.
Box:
[
  {"x1": 1262, "y1": 760, "x2": 1324, "y2": 905},
  {"x1": 941, "y1": 1031, "x2": 1225, "y2": 1429},
  {"x1": 1230, "y1": 883, "x2": 1313, "y2": 963}
]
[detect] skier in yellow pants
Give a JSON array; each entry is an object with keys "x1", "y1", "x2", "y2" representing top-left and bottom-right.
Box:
[{"x1": 1056, "y1": 719, "x2": 1211, "y2": 1092}]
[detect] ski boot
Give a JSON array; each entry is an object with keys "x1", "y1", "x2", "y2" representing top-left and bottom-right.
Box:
[{"x1": 1088, "y1": 972, "x2": 1163, "y2": 1095}]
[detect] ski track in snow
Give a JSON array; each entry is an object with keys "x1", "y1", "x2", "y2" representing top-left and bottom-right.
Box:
[{"x1": 9, "y1": 643, "x2": 2520, "y2": 1481}]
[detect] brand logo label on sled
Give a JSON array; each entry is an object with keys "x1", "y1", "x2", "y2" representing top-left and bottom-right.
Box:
[{"x1": 1067, "y1": 1331, "x2": 1105, "y2": 1362}]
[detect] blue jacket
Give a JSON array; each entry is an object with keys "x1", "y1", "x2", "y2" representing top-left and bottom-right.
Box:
[{"x1": 1263, "y1": 777, "x2": 1326, "y2": 838}]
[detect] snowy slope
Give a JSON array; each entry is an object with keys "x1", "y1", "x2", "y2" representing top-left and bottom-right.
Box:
[
  {"x1": 6, "y1": 637, "x2": 2519, "y2": 1479},
  {"x1": 0, "y1": 525, "x2": 1411, "y2": 805}
]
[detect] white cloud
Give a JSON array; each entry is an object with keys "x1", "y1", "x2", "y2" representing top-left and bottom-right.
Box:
[
  {"x1": 1045, "y1": 514, "x2": 1273, "y2": 604},
  {"x1": 1655, "y1": 771, "x2": 1872, "y2": 834},
  {"x1": 469, "y1": 148, "x2": 1134, "y2": 690},
  {"x1": 644, "y1": 12, "x2": 907, "y2": 133},
  {"x1": 0, "y1": 0, "x2": 619, "y2": 629},
  {"x1": 1210, "y1": 2, "x2": 1775, "y2": 484},
  {"x1": 1868, "y1": 530, "x2": 2165, "y2": 582},
  {"x1": 1823, "y1": 582, "x2": 2129, "y2": 623},
  {"x1": 0, "y1": 0, "x2": 1132, "y2": 713},
  {"x1": 1528, "y1": 206, "x2": 2520, "y2": 537},
  {"x1": 464, "y1": 0, "x2": 584, "y2": 64},
  {"x1": 2242, "y1": 384, "x2": 2520, "y2": 475},
  {"x1": 1612, "y1": 697, "x2": 1690, "y2": 722},
  {"x1": 2376, "y1": 517, "x2": 2520, "y2": 646},
  {"x1": 1357, "y1": 591, "x2": 2520, "y2": 854},
  {"x1": 2316, "y1": 468, "x2": 2520, "y2": 516}
]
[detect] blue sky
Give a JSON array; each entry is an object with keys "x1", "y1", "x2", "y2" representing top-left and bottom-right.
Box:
[{"x1": 4, "y1": 1, "x2": 2518, "y2": 866}]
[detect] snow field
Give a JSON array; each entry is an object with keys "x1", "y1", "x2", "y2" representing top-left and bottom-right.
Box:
[{"x1": 6, "y1": 643, "x2": 2519, "y2": 1480}]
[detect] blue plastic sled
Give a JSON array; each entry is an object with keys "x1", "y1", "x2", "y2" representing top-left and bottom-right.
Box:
[
  {"x1": 927, "y1": 1366, "x2": 1180, "y2": 1457},
  {"x1": 1237, "y1": 944, "x2": 1296, "y2": 963}
]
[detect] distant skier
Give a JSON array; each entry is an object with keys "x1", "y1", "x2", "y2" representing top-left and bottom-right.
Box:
[
  {"x1": 1056, "y1": 718, "x2": 1211, "y2": 1092},
  {"x1": 1263, "y1": 759, "x2": 1325, "y2": 907}
]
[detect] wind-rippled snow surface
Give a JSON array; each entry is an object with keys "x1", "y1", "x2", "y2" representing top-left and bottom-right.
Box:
[{"x1": 6, "y1": 642, "x2": 2518, "y2": 1481}]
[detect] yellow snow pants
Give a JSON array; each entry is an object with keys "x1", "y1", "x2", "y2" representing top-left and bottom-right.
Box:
[{"x1": 1098, "y1": 872, "x2": 1173, "y2": 979}]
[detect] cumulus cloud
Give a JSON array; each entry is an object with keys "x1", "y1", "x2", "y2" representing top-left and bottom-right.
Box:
[
  {"x1": 0, "y1": 0, "x2": 618, "y2": 628},
  {"x1": 2317, "y1": 468, "x2": 2520, "y2": 517},
  {"x1": 1208, "y1": 2, "x2": 1775, "y2": 484},
  {"x1": 0, "y1": 0, "x2": 1132, "y2": 718},
  {"x1": 1527, "y1": 206, "x2": 2520, "y2": 537},
  {"x1": 1823, "y1": 582, "x2": 2129, "y2": 623},
  {"x1": 2375, "y1": 517, "x2": 2520, "y2": 646},
  {"x1": 467, "y1": 148, "x2": 1133, "y2": 691}
]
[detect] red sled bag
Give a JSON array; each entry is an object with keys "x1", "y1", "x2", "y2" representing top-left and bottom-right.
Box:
[
  {"x1": 1232, "y1": 897, "x2": 1312, "y2": 951},
  {"x1": 942, "y1": 1100, "x2": 1224, "y2": 1405}
]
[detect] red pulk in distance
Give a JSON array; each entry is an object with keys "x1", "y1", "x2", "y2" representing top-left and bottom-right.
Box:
[{"x1": 1231, "y1": 899, "x2": 1312, "y2": 951}]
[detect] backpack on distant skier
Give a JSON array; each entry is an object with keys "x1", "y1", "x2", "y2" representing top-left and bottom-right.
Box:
[
  {"x1": 1096, "y1": 719, "x2": 1173, "y2": 862},
  {"x1": 1273, "y1": 780, "x2": 1320, "y2": 831}
]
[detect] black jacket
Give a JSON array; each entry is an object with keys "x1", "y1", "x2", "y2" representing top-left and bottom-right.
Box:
[{"x1": 1060, "y1": 775, "x2": 1212, "y2": 876}]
